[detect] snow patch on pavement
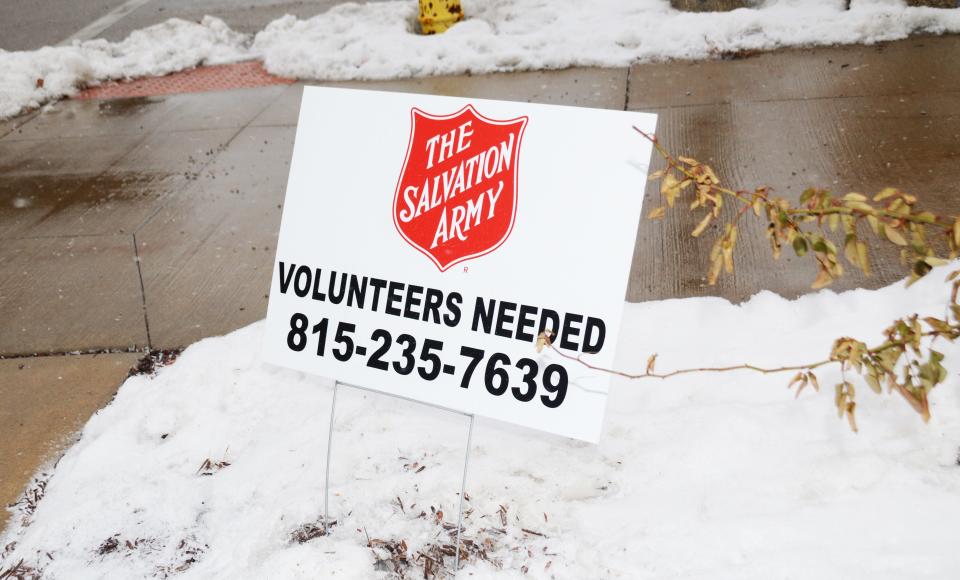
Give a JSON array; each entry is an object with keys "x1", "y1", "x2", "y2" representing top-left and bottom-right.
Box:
[
  {"x1": 0, "y1": 17, "x2": 247, "y2": 119},
  {"x1": 3, "y1": 0, "x2": 960, "y2": 120},
  {"x1": 253, "y1": 0, "x2": 960, "y2": 80},
  {"x1": 2, "y1": 268, "x2": 960, "y2": 578}
]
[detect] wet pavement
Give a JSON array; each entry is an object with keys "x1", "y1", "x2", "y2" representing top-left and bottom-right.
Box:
[
  {"x1": 629, "y1": 34, "x2": 960, "y2": 302},
  {"x1": 0, "y1": 0, "x2": 129, "y2": 50},
  {"x1": 2, "y1": 35, "x2": 959, "y2": 530}
]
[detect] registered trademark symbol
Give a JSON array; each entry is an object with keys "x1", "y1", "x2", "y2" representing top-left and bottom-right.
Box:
[{"x1": 463, "y1": 266, "x2": 469, "y2": 273}]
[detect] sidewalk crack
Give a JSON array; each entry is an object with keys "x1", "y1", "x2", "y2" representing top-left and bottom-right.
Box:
[
  {"x1": 623, "y1": 66, "x2": 632, "y2": 111},
  {"x1": 131, "y1": 233, "x2": 152, "y2": 348}
]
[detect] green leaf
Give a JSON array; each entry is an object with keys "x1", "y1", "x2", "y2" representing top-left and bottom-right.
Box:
[
  {"x1": 793, "y1": 236, "x2": 808, "y2": 257},
  {"x1": 812, "y1": 237, "x2": 828, "y2": 254}
]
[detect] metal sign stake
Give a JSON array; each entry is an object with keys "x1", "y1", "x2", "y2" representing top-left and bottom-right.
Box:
[
  {"x1": 322, "y1": 380, "x2": 476, "y2": 577},
  {"x1": 323, "y1": 381, "x2": 339, "y2": 537},
  {"x1": 453, "y1": 413, "x2": 475, "y2": 573}
]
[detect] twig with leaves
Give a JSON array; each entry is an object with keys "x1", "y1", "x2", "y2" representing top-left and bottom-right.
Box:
[
  {"x1": 638, "y1": 127, "x2": 958, "y2": 289},
  {"x1": 537, "y1": 131, "x2": 960, "y2": 431}
]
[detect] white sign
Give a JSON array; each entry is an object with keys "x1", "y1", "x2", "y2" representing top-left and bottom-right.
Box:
[{"x1": 264, "y1": 86, "x2": 657, "y2": 442}]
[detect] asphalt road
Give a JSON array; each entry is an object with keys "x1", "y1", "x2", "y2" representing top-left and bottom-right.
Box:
[
  {"x1": 1, "y1": 0, "x2": 128, "y2": 50},
  {"x1": 0, "y1": 0, "x2": 358, "y2": 51}
]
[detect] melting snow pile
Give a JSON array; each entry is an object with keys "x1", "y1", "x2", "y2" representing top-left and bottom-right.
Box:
[
  {"x1": 4, "y1": 0, "x2": 960, "y2": 119},
  {"x1": 0, "y1": 17, "x2": 248, "y2": 119},
  {"x1": 2, "y1": 269, "x2": 959, "y2": 579}
]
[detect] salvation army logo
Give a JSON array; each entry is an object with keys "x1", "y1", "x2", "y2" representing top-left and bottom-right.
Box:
[{"x1": 393, "y1": 104, "x2": 527, "y2": 271}]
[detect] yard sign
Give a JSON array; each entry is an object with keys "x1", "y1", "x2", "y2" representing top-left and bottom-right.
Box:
[{"x1": 264, "y1": 86, "x2": 657, "y2": 443}]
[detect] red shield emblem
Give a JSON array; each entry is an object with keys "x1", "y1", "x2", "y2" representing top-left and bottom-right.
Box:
[{"x1": 393, "y1": 104, "x2": 527, "y2": 271}]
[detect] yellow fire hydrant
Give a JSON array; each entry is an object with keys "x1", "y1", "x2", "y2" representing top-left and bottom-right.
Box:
[{"x1": 418, "y1": 0, "x2": 463, "y2": 34}]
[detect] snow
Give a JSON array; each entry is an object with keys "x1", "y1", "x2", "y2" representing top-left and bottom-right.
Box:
[
  {"x1": 3, "y1": 267, "x2": 959, "y2": 578},
  {"x1": 252, "y1": 0, "x2": 960, "y2": 80},
  {"x1": 4, "y1": 0, "x2": 960, "y2": 120},
  {"x1": 0, "y1": 16, "x2": 247, "y2": 119}
]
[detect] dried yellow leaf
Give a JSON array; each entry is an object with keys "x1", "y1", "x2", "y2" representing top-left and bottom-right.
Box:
[
  {"x1": 660, "y1": 174, "x2": 691, "y2": 208},
  {"x1": 922, "y1": 316, "x2": 951, "y2": 333},
  {"x1": 787, "y1": 372, "x2": 805, "y2": 391},
  {"x1": 846, "y1": 200, "x2": 875, "y2": 214},
  {"x1": 834, "y1": 383, "x2": 846, "y2": 416},
  {"x1": 793, "y1": 374, "x2": 810, "y2": 399},
  {"x1": 535, "y1": 331, "x2": 553, "y2": 353},
  {"x1": 812, "y1": 268, "x2": 833, "y2": 290},
  {"x1": 873, "y1": 188, "x2": 899, "y2": 202},
  {"x1": 844, "y1": 234, "x2": 859, "y2": 267},
  {"x1": 660, "y1": 173, "x2": 678, "y2": 201},
  {"x1": 846, "y1": 402, "x2": 858, "y2": 433},
  {"x1": 723, "y1": 247, "x2": 734, "y2": 274},
  {"x1": 703, "y1": 165, "x2": 719, "y2": 184},
  {"x1": 645, "y1": 354, "x2": 657, "y2": 375},
  {"x1": 707, "y1": 254, "x2": 723, "y2": 285},
  {"x1": 691, "y1": 212, "x2": 713, "y2": 237},
  {"x1": 841, "y1": 214, "x2": 855, "y2": 234},
  {"x1": 769, "y1": 233, "x2": 782, "y2": 260},
  {"x1": 885, "y1": 226, "x2": 908, "y2": 246},
  {"x1": 828, "y1": 213, "x2": 840, "y2": 232},
  {"x1": 857, "y1": 241, "x2": 871, "y2": 276}
]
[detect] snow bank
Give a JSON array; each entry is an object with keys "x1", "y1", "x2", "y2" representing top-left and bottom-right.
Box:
[
  {"x1": 0, "y1": 17, "x2": 248, "y2": 119},
  {"x1": 3, "y1": 268, "x2": 959, "y2": 578},
  {"x1": 253, "y1": 0, "x2": 960, "y2": 80},
  {"x1": 3, "y1": 0, "x2": 960, "y2": 121}
]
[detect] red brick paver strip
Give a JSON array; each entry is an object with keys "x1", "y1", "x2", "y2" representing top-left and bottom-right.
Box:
[{"x1": 75, "y1": 60, "x2": 294, "y2": 100}]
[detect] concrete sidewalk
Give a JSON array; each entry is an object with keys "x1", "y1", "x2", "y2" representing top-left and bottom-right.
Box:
[{"x1": 2, "y1": 34, "x2": 959, "y2": 529}]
